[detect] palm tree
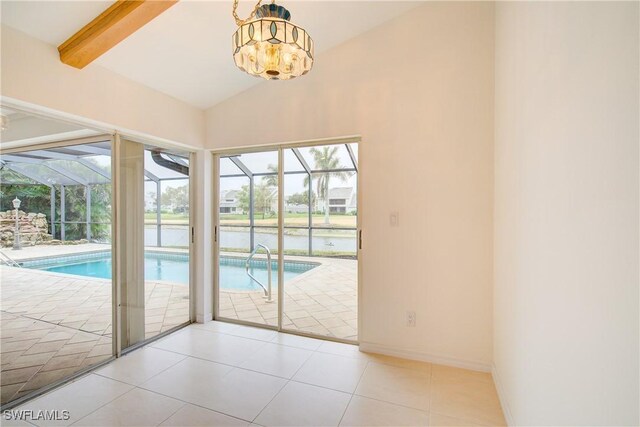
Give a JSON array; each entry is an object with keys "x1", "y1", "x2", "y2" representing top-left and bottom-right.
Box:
[
  {"x1": 309, "y1": 146, "x2": 351, "y2": 224},
  {"x1": 262, "y1": 164, "x2": 278, "y2": 188}
]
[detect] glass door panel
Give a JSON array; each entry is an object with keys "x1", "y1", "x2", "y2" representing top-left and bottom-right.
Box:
[
  {"x1": 143, "y1": 148, "x2": 190, "y2": 340},
  {"x1": 217, "y1": 150, "x2": 279, "y2": 327},
  {"x1": 282, "y1": 144, "x2": 359, "y2": 341},
  {"x1": 118, "y1": 139, "x2": 192, "y2": 350},
  {"x1": 0, "y1": 140, "x2": 115, "y2": 406}
]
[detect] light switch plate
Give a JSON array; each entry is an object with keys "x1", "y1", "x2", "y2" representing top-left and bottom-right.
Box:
[{"x1": 390, "y1": 211, "x2": 399, "y2": 227}]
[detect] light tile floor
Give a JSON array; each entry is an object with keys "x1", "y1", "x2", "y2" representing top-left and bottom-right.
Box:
[{"x1": 2, "y1": 322, "x2": 506, "y2": 426}]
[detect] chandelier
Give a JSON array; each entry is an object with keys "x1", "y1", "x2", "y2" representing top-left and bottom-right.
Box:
[{"x1": 232, "y1": 0, "x2": 313, "y2": 80}]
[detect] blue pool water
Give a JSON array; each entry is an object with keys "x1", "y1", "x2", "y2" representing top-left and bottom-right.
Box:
[
  {"x1": 37, "y1": 256, "x2": 189, "y2": 284},
  {"x1": 220, "y1": 262, "x2": 306, "y2": 291},
  {"x1": 23, "y1": 252, "x2": 316, "y2": 291}
]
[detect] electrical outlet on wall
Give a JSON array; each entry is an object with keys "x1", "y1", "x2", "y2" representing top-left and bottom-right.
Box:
[{"x1": 406, "y1": 310, "x2": 416, "y2": 327}]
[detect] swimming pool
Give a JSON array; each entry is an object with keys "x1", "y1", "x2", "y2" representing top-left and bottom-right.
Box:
[
  {"x1": 21, "y1": 251, "x2": 317, "y2": 291},
  {"x1": 219, "y1": 256, "x2": 315, "y2": 291}
]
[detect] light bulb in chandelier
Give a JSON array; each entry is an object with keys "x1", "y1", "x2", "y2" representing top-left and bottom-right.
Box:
[{"x1": 232, "y1": 2, "x2": 313, "y2": 80}]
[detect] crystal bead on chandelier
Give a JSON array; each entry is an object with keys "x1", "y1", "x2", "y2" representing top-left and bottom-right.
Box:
[{"x1": 232, "y1": 0, "x2": 313, "y2": 80}]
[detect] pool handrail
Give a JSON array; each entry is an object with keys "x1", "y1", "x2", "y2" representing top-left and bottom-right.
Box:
[
  {"x1": 0, "y1": 250, "x2": 21, "y2": 268},
  {"x1": 245, "y1": 244, "x2": 273, "y2": 303}
]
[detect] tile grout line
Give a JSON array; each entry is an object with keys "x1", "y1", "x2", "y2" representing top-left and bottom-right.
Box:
[
  {"x1": 152, "y1": 400, "x2": 187, "y2": 427},
  {"x1": 336, "y1": 357, "x2": 370, "y2": 426},
  {"x1": 347, "y1": 359, "x2": 435, "y2": 414},
  {"x1": 54, "y1": 374, "x2": 134, "y2": 426},
  {"x1": 249, "y1": 375, "x2": 290, "y2": 424},
  {"x1": 246, "y1": 344, "x2": 321, "y2": 423},
  {"x1": 337, "y1": 393, "x2": 355, "y2": 427},
  {"x1": 349, "y1": 392, "x2": 433, "y2": 414},
  {"x1": 93, "y1": 346, "x2": 187, "y2": 387},
  {"x1": 249, "y1": 332, "x2": 351, "y2": 425},
  {"x1": 143, "y1": 346, "x2": 263, "y2": 374},
  {"x1": 285, "y1": 378, "x2": 358, "y2": 396},
  {"x1": 133, "y1": 377, "x2": 255, "y2": 424},
  {"x1": 287, "y1": 345, "x2": 316, "y2": 379}
]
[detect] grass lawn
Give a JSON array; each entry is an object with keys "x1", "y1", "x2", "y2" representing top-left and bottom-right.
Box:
[
  {"x1": 221, "y1": 247, "x2": 356, "y2": 258},
  {"x1": 144, "y1": 212, "x2": 189, "y2": 224},
  {"x1": 221, "y1": 213, "x2": 357, "y2": 227},
  {"x1": 144, "y1": 212, "x2": 357, "y2": 228}
]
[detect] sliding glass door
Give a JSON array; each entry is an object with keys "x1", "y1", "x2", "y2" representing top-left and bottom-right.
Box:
[
  {"x1": 214, "y1": 141, "x2": 359, "y2": 342},
  {"x1": 0, "y1": 106, "x2": 194, "y2": 409}
]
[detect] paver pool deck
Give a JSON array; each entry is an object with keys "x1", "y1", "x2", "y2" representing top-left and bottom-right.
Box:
[{"x1": 218, "y1": 255, "x2": 357, "y2": 340}]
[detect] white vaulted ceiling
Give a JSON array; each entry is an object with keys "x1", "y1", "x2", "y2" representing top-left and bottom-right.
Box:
[{"x1": 1, "y1": 1, "x2": 421, "y2": 109}]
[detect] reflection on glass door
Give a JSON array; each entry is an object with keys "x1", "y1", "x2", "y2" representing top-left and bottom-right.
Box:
[
  {"x1": 142, "y1": 148, "x2": 191, "y2": 340},
  {"x1": 117, "y1": 139, "x2": 192, "y2": 350},
  {"x1": 218, "y1": 150, "x2": 279, "y2": 327},
  {"x1": 0, "y1": 140, "x2": 114, "y2": 406},
  {"x1": 282, "y1": 144, "x2": 358, "y2": 341}
]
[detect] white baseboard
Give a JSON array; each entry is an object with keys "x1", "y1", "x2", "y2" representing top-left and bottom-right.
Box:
[
  {"x1": 358, "y1": 341, "x2": 492, "y2": 373},
  {"x1": 491, "y1": 363, "x2": 515, "y2": 427}
]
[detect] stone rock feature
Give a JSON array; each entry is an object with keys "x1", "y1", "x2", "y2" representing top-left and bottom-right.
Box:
[{"x1": 0, "y1": 210, "x2": 52, "y2": 247}]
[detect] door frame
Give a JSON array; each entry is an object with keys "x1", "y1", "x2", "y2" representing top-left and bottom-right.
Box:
[{"x1": 211, "y1": 136, "x2": 362, "y2": 344}]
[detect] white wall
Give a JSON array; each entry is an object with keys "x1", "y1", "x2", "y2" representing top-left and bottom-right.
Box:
[
  {"x1": 493, "y1": 2, "x2": 639, "y2": 425},
  {"x1": 206, "y1": 2, "x2": 495, "y2": 370},
  {"x1": 0, "y1": 25, "x2": 205, "y2": 149}
]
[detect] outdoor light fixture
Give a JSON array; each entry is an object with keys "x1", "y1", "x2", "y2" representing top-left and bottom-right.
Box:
[
  {"x1": 12, "y1": 197, "x2": 21, "y2": 250},
  {"x1": 0, "y1": 115, "x2": 8, "y2": 132},
  {"x1": 232, "y1": 0, "x2": 313, "y2": 80}
]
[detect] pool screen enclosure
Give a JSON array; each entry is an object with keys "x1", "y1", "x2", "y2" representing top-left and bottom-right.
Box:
[
  {"x1": 218, "y1": 142, "x2": 358, "y2": 257},
  {"x1": 0, "y1": 141, "x2": 190, "y2": 247}
]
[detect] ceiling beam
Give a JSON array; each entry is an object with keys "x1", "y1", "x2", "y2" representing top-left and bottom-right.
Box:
[{"x1": 58, "y1": 0, "x2": 178, "y2": 69}]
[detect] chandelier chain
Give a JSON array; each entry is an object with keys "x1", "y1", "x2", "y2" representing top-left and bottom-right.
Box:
[{"x1": 232, "y1": 0, "x2": 276, "y2": 26}]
